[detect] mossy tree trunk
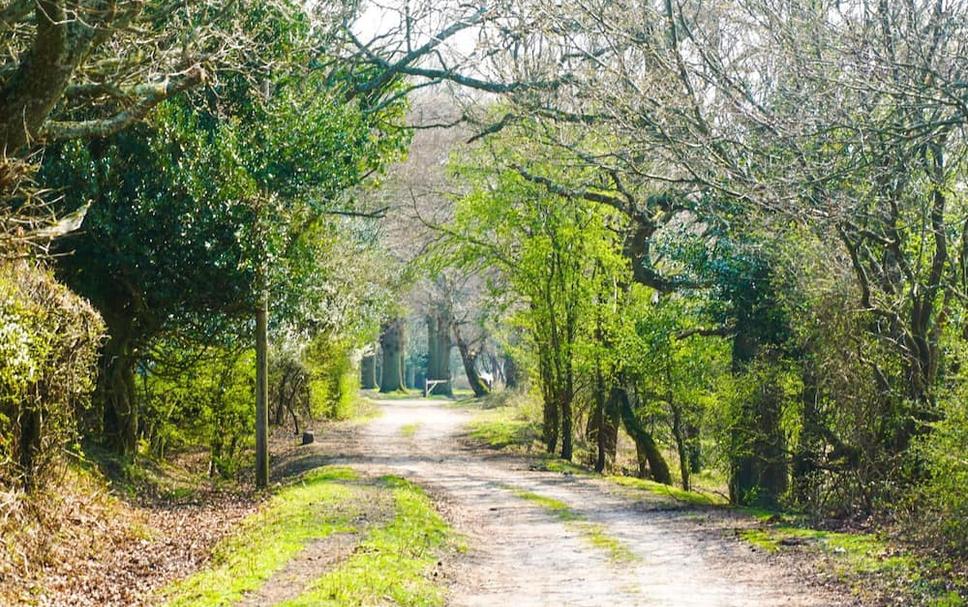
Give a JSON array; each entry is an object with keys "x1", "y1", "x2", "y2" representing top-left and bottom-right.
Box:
[
  {"x1": 98, "y1": 324, "x2": 140, "y2": 457},
  {"x1": 616, "y1": 387, "x2": 672, "y2": 484}
]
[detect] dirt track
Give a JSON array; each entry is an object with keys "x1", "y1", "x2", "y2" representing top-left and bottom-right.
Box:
[{"x1": 276, "y1": 398, "x2": 857, "y2": 607}]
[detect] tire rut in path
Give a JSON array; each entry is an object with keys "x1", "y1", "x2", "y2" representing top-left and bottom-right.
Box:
[{"x1": 278, "y1": 399, "x2": 858, "y2": 607}]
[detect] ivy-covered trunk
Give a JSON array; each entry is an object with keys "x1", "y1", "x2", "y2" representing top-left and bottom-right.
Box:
[{"x1": 729, "y1": 334, "x2": 788, "y2": 506}]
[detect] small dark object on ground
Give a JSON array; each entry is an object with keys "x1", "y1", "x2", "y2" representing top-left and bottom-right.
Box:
[{"x1": 301, "y1": 431, "x2": 315, "y2": 445}]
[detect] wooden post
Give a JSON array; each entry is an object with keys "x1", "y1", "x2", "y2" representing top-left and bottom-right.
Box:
[
  {"x1": 254, "y1": 193, "x2": 269, "y2": 490},
  {"x1": 255, "y1": 287, "x2": 269, "y2": 488},
  {"x1": 255, "y1": 286, "x2": 269, "y2": 489}
]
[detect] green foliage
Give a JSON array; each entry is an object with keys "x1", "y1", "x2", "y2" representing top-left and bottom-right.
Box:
[
  {"x1": 913, "y1": 369, "x2": 968, "y2": 555},
  {"x1": 305, "y1": 334, "x2": 359, "y2": 421},
  {"x1": 142, "y1": 346, "x2": 255, "y2": 477},
  {"x1": 0, "y1": 261, "x2": 103, "y2": 487}
]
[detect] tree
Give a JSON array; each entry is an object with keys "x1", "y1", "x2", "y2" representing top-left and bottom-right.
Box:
[
  {"x1": 443, "y1": 129, "x2": 627, "y2": 460},
  {"x1": 42, "y1": 7, "x2": 408, "y2": 454},
  {"x1": 379, "y1": 318, "x2": 407, "y2": 393},
  {"x1": 0, "y1": 0, "x2": 325, "y2": 154}
]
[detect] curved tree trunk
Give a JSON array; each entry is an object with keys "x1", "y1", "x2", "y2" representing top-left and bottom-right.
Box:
[
  {"x1": 453, "y1": 322, "x2": 489, "y2": 398},
  {"x1": 616, "y1": 387, "x2": 672, "y2": 484}
]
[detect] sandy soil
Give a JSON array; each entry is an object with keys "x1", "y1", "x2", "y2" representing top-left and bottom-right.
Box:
[{"x1": 276, "y1": 398, "x2": 860, "y2": 607}]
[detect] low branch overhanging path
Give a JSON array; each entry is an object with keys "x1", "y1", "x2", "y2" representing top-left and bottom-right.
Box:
[{"x1": 276, "y1": 398, "x2": 858, "y2": 607}]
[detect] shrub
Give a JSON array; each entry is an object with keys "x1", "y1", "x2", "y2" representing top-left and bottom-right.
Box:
[
  {"x1": 0, "y1": 261, "x2": 103, "y2": 489},
  {"x1": 912, "y1": 390, "x2": 968, "y2": 556},
  {"x1": 304, "y1": 334, "x2": 358, "y2": 420}
]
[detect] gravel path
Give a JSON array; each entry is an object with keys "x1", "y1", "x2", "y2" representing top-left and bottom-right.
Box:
[{"x1": 276, "y1": 398, "x2": 858, "y2": 607}]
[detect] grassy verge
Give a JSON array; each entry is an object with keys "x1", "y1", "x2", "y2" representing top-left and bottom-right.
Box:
[
  {"x1": 159, "y1": 468, "x2": 458, "y2": 607},
  {"x1": 280, "y1": 476, "x2": 460, "y2": 607},
  {"x1": 509, "y1": 487, "x2": 635, "y2": 563},
  {"x1": 737, "y1": 524, "x2": 965, "y2": 606},
  {"x1": 464, "y1": 401, "x2": 542, "y2": 452},
  {"x1": 159, "y1": 467, "x2": 365, "y2": 606},
  {"x1": 605, "y1": 474, "x2": 726, "y2": 506}
]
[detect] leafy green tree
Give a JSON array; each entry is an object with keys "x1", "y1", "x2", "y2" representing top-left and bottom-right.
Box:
[
  {"x1": 41, "y1": 10, "x2": 408, "y2": 454},
  {"x1": 445, "y1": 143, "x2": 626, "y2": 460}
]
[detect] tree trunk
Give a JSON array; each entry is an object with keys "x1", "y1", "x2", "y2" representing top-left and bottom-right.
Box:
[
  {"x1": 616, "y1": 387, "x2": 672, "y2": 484},
  {"x1": 542, "y1": 392, "x2": 559, "y2": 454},
  {"x1": 670, "y1": 400, "x2": 690, "y2": 491},
  {"x1": 792, "y1": 361, "x2": 821, "y2": 505},
  {"x1": 379, "y1": 319, "x2": 406, "y2": 393},
  {"x1": 426, "y1": 311, "x2": 453, "y2": 396},
  {"x1": 503, "y1": 352, "x2": 520, "y2": 389},
  {"x1": 560, "y1": 391, "x2": 573, "y2": 461},
  {"x1": 453, "y1": 323, "x2": 490, "y2": 398},
  {"x1": 589, "y1": 365, "x2": 619, "y2": 473},
  {"x1": 99, "y1": 332, "x2": 139, "y2": 456},
  {"x1": 685, "y1": 422, "x2": 701, "y2": 473},
  {"x1": 360, "y1": 354, "x2": 377, "y2": 389},
  {"x1": 405, "y1": 361, "x2": 417, "y2": 389},
  {"x1": 729, "y1": 372, "x2": 788, "y2": 507}
]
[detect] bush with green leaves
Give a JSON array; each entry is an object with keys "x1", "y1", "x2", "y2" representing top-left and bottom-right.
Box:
[
  {"x1": 0, "y1": 261, "x2": 103, "y2": 488},
  {"x1": 912, "y1": 352, "x2": 968, "y2": 555},
  {"x1": 142, "y1": 344, "x2": 255, "y2": 478},
  {"x1": 305, "y1": 334, "x2": 360, "y2": 421}
]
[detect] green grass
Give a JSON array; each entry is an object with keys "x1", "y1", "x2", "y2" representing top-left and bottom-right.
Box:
[
  {"x1": 360, "y1": 389, "x2": 413, "y2": 401},
  {"x1": 509, "y1": 487, "x2": 635, "y2": 562},
  {"x1": 279, "y1": 476, "x2": 459, "y2": 607},
  {"x1": 606, "y1": 475, "x2": 726, "y2": 507},
  {"x1": 400, "y1": 422, "x2": 421, "y2": 438},
  {"x1": 738, "y1": 524, "x2": 966, "y2": 605},
  {"x1": 465, "y1": 407, "x2": 541, "y2": 451},
  {"x1": 737, "y1": 526, "x2": 913, "y2": 573},
  {"x1": 160, "y1": 467, "x2": 364, "y2": 607}
]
